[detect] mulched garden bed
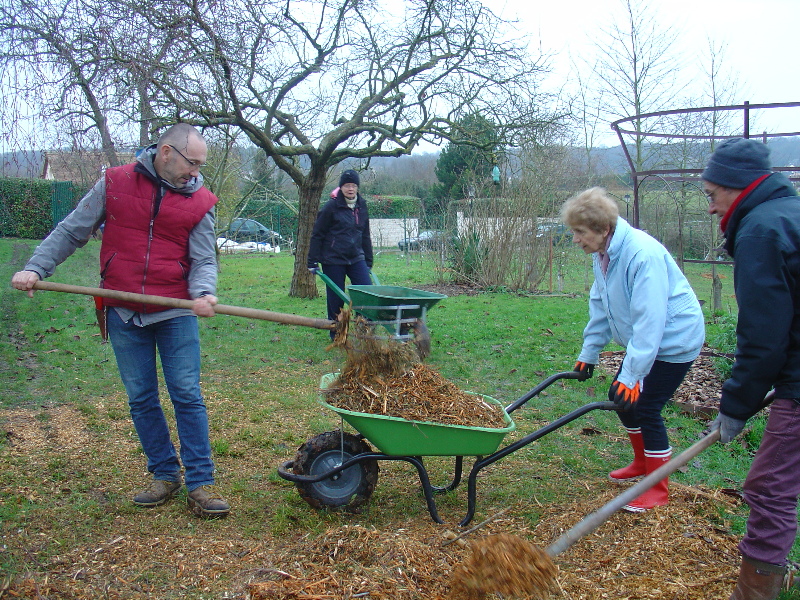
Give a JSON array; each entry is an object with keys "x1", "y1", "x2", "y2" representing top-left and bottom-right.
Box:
[{"x1": 598, "y1": 346, "x2": 727, "y2": 418}]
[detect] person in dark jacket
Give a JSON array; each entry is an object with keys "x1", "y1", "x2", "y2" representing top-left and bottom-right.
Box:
[
  {"x1": 704, "y1": 138, "x2": 800, "y2": 599},
  {"x1": 307, "y1": 169, "x2": 373, "y2": 330},
  {"x1": 11, "y1": 124, "x2": 230, "y2": 518}
]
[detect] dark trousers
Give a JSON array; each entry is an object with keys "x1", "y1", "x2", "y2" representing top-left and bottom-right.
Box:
[
  {"x1": 616, "y1": 359, "x2": 694, "y2": 450},
  {"x1": 739, "y1": 397, "x2": 800, "y2": 565},
  {"x1": 321, "y1": 261, "x2": 371, "y2": 323}
]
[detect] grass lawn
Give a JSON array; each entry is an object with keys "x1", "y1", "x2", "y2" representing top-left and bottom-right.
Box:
[{"x1": 1, "y1": 237, "x2": 798, "y2": 599}]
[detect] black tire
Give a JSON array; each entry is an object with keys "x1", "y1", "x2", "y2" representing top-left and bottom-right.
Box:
[{"x1": 292, "y1": 430, "x2": 379, "y2": 512}]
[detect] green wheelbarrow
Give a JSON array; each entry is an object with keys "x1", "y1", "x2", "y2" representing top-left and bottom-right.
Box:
[
  {"x1": 311, "y1": 268, "x2": 446, "y2": 346},
  {"x1": 277, "y1": 370, "x2": 617, "y2": 525}
]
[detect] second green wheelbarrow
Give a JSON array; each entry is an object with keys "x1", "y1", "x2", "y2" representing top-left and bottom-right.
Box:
[{"x1": 311, "y1": 268, "x2": 447, "y2": 347}]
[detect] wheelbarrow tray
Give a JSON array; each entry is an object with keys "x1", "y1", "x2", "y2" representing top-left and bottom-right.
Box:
[
  {"x1": 318, "y1": 373, "x2": 516, "y2": 456},
  {"x1": 346, "y1": 285, "x2": 446, "y2": 321}
]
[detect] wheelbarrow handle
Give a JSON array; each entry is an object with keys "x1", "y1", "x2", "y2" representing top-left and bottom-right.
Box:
[
  {"x1": 312, "y1": 269, "x2": 351, "y2": 304},
  {"x1": 505, "y1": 371, "x2": 587, "y2": 414},
  {"x1": 545, "y1": 428, "x2": 722, "y2": 558},
  {"x1": 369, "y1": 270, "x2": 381, "y2": 286}
]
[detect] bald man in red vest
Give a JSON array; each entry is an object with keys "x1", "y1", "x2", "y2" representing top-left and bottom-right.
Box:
[{"x1": 12, "y1": 124, "x2": 230, "y2": 518}]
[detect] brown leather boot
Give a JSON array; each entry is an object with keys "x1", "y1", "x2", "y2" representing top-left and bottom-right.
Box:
[
  {"x1": 132, "y1": 478, "x2": 182, "y2": 507},
  {"x1": 187, "y1": 485, "x2": 230, "y2": 518},
  {"x1": 730, "y1": 556, "x2": 786, "y2": 600}
]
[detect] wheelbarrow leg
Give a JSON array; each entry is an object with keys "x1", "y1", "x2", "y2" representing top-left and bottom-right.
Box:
[
  {"x1": 423, "y1": 455, "x2": 464, "y2": 494},
  {"x1": 459, "y1": 401, "x2": 618, "y2": 527},
  {"x1": 401, "y1": 456, "x2": 445, "y2": 524}
]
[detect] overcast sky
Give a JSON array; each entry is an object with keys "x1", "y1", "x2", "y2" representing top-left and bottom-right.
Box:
[{"x1": 488, "y1": 0, "x2": 800, "y2": 147}]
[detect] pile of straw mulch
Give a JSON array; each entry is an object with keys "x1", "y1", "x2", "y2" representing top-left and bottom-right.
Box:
[
  {"x1": 598, "y1": 347, "x2": 723, "y2": 410},
  {"x1": 324, "y1": 315, "x2": 507, "y2": 429},
  {"x1": 243, "y1": 485, "x2": 742, "y2": 600},
  {"x1": 324, "y1": 363, "x2": 508, "y2": 429},
  {"x1": 246, "y1": 524, "x2": 460, "y2": 600},
  {"x1": 449, "y1": 533, "x2": 558, "y2": 599}
]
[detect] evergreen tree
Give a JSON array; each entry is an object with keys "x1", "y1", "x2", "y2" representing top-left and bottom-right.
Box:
[{"x1": 434, "y1": 114, "x2": 499, "y2": 200}]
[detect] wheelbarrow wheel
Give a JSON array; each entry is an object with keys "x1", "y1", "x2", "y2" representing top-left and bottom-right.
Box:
[{"x1": 292, "y1": 430, "x2": 379, "y2": 513}]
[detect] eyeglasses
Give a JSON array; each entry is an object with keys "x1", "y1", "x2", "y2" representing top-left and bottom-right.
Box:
[
  {"x1": 167, "y1": 144, "x2": 207, "y2": 169},
  {"x1": 703, "y1": 187, "x2": 722, "y2": 204}
]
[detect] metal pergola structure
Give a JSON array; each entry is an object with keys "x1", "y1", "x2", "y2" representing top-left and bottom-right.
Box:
[{"x1": 611, "y1": 101, "x2": 800, "y2": 229}]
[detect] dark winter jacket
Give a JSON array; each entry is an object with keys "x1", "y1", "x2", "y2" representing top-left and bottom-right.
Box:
[
  {"x1": 307, "y1": 192, "x2": 373, "y2": 268},
  {"x1": 101, "y1": 163, "x2": 218, "y2": 313},
  {"x1": 720, "y1": 172, "x2": 800, "y2": 420}
]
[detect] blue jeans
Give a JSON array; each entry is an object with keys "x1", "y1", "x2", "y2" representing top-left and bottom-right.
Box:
[
  {"x1": 615, "y1": 359, "x2": 694, "y2": 450},
  {"x1": 107, "y1": 309, "x2": 214, "y2": 490}
]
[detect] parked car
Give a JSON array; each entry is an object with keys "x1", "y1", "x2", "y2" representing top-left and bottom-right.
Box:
[
  {"x1": 398, "y1": 230, "x2": 445, "y2": 252},
  {"x1": 219, "y1": 218, "x2": 294, "y2": 250},
  {"x1": 536, "y1": 223, "x2": 571, "y2": 247}
]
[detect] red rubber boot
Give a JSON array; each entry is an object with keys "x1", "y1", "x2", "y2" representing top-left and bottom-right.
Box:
[
  {"x1": 622, "y1": 449, "x2": 671, "y2": 512},
  {"x1": 609, "y1": 428, "x2": 646, "y2": 482}
]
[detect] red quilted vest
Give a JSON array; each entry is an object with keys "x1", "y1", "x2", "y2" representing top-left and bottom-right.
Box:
[{"x1": 100, "y1": 163, "x2": 218, "y2": 313}]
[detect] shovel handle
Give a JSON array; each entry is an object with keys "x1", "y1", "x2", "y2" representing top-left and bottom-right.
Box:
[
  {"x1": 545, "y1": 428, "x2": 721, "y2": 558},
  {"x1": 32, "y1": 281, "x2": 335, "y2": 330}
]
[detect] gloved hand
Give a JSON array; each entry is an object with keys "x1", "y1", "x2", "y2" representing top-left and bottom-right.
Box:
[
  {"x1": 609, "y1": 379, "x2": 641, "y2": 411},
  {"x1": 308, "y1": 263, "x2": 319, "y2": 273},
  {"x1": 573, "y1": 361, "x2": 595, "y2": 380},
  {"x1": 712, "y1": 412, "x2": 747, "y2": 444}
]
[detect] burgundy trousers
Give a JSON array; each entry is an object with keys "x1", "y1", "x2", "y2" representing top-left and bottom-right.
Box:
[{"x1": 739, "y1": 397, "x2": 800, "y2": 565}]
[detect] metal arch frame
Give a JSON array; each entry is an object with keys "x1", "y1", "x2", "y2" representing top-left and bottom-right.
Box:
[{"x1": 610, "y1": 101, "x2": 800, "y2": 228}]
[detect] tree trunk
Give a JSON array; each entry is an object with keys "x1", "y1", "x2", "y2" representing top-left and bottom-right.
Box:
[{"x1": 290, "y1": 170, "x2": 328, "y2": 298}]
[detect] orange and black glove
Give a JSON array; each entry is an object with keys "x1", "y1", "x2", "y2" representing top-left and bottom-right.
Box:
[
  {"x1": 573, "y1": 361, "x2": 595, "y2": 381},
  {"x1": 609, "y1": 380, "x2": 641, "y2": 411}
]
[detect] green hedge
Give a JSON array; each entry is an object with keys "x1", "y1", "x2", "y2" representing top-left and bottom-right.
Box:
[
  {"x1": 367, "y1": 195, "x2": 421, "y2": 218},
  {"x1": 0, "y1": 177, "x2": 55, "y2": 239}
]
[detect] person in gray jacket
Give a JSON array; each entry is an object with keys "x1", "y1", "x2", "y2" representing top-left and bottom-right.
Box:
[
  {"x1": 704, "y1": 138, "x2": 800, "y2": 600},
  {"x1": 11, "y1": 124, "x2": 229, "y2": 518}
]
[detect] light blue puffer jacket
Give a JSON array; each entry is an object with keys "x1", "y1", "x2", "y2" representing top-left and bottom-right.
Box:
[{"x1": 577, "y1": 218, "x2": 705, "y2": 389}]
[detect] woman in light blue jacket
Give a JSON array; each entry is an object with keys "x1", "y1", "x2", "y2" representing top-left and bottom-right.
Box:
[{"x1": 562, "y1": 187, "x2": 705, "y2": 512}]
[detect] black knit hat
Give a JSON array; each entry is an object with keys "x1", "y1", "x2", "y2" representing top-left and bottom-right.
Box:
[
  {"x1": 702, "y1": 138, "x2": 772, "y2": 189},
  {"x1": 339, "y1": 169, "x2": 360, "y2": 187}
]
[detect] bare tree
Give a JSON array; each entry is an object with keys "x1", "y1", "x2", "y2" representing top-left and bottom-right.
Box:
[
  {"x1": 567, "y1": 55, "x2": 606, "y2": 188},
  {"x1": 125, "y1": 0, "x2": 555, "y2": 297},
  {"x1": 700, "y1": 39, "x2": 743, "y2": 311},
  {"x1": 593, "y1": 0, "x2": 685, "y2": 174},
  {"x1": 0, "y1": 0, "x2": 145, "y2": 162}
]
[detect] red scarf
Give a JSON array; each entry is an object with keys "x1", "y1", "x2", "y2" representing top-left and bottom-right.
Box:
[{"x1": 719, "y1": 174, "x2": 771, "y2": 233}]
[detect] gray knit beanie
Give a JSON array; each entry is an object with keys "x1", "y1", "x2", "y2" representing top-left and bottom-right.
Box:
[{"x1": 702, "y1": 138, "x2": 772, "y2": 189}]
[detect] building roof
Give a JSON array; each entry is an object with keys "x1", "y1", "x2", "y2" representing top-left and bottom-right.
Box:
[{"x1": 41, "y1": 150, "x2": 137, "y2": 187}]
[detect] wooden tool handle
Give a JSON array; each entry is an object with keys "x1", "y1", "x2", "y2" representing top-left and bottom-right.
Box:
[
  {"x1": 545, "y1": 429, "x2": 721, "y2": 557},
  {"x1": 32, "y1": 281, "x2": 335, "y2": 330}
]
